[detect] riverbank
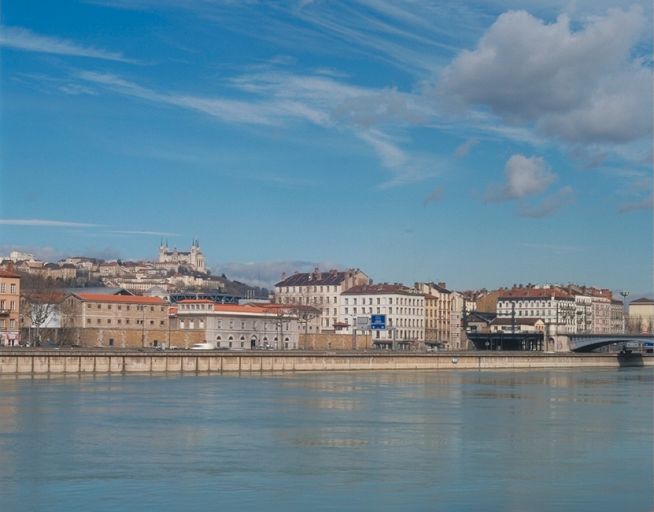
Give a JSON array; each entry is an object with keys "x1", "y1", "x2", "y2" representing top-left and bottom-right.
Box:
[{"x1": 0, "y1": 349, "x2": 651, "y2": 375}]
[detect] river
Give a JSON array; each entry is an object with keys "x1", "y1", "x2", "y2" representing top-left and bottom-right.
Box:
[{"x1": 0, "y1": 368, "x2": 652, "y2": 511}]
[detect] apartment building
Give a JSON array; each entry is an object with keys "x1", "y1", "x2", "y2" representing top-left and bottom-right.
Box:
[
  {"x1": 0, "y1": 270, "x2": 21, "y2": 346},
  {"x1": 415, "y1": 282, "x2": 452, "y2": 345},
  {"x1": 274, "y1": 268, "x2": 369, "y2": 332},
  {"x1": 496, "y1": 287, "x2": 576, "y2": 334},
  {"x1": 339, "y1": 283, "x2": 425, "y2": 348}
]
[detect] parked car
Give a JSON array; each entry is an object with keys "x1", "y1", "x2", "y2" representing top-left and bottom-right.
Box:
[{"x1": 190, "y1": 342, "x2": 216, "y2": 350}]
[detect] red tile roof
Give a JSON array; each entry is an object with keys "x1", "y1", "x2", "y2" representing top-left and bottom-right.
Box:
[
  {"x1": 74, "y1": 293, "x2": 166, "y2": 305},
  {"x1": 498, "y1": 288, "x2": 572, "y2": 300},
  {"x1": 0, "y1": 270, "x2": 20, "y2": 278},
  {"x1": 213, "y1": 304, "x2": 270, "y2": 314}
]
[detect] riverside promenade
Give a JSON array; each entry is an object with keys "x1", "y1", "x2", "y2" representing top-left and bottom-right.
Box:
[{"x1": 0, "y1": 349, "x2": 651, "y2": 375}]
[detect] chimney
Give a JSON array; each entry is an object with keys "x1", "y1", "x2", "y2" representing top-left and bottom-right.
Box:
[{"x1": 438, "y1": 282, "x2": 446, "y2": 289}]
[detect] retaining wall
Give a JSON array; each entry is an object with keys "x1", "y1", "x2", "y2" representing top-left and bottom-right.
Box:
[{"x1": 0, "y1": 350, "x2": 651, "y2": 375}]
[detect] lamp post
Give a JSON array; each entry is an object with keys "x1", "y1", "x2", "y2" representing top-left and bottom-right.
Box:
[{"x1": 619, "y1": 290, "x2": 629, "y2": 334}]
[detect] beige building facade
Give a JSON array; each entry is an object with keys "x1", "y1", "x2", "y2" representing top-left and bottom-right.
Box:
[
  {"x1": 175, "y1": 300, "x2": 300, "y2": 350},
  {"x1": 274, "y1": 268, "x2": 369, "y2": 332},
  {"x1": 0, "y1": 270, "x2": 21, "y2": 346}
]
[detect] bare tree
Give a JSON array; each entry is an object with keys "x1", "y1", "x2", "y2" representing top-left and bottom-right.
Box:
[{"x1": 19, "y1": 275, "x2": 65, "y2": 346}]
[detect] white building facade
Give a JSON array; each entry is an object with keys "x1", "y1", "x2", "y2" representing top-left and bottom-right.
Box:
[
  {"x1": 274, "y1": 268, "x2": 369, "y2": 332},
  {"x1": 176, "y1": 300, "x2": 300, "y2": 350},
  {"x1": 496, "y1": 288, "x2": 576, "y2": 334},
  {"x1": 339, "y1": 284, "x2": 425, "y2": 346}
]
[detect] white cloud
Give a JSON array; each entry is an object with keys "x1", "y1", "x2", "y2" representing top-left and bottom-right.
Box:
[
  {"x1": 438, "y1": 6, "x2": 652, "y2": 145},
  {"x1": 0, "y1": 26, "x2": 133, "y2": 62},
  {"x1": 518, "y1": 186, "x2": 575, "y2": 217},
  {"x1": 78, "y1": 70, "x2": 435, "y2": 186},
  {"x1": 486, "y1": 154, "x2": 556, "y2": 202},
  {"x1": 455, "y1": 137, "x2": 479, "y2": 157},
  {"x1": 0, "y1": 219, "x2": 98, "y2": 228}
]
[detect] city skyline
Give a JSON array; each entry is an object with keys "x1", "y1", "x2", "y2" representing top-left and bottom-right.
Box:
[{"x1": 1, "y1": 0, "x2": 652, "y2": 295}]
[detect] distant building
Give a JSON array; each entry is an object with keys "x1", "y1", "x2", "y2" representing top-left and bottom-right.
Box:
[
  {"x1": 490, "y1": 317, "x2": 545, "y2": 334},
  {"x1": 274, "y1": 268, "x2": 369, "y2": 332},
  {"x1": 158, "y1": 240, "x2": 205, "y2": 273},
  {"x1": 628, "y1": 298, "x2": 654, "y2": 333},
  {"x1": 62, "y1": 293, "x2": 175, "y2": 348},
  {"x1": 340, "y1": 283, "x2": 425, "y2": 349},
  {"x1": 0, "y1": 270, "x2": 21, "y2": 346},
  {"x1": 175, "y1": 300, "x2": 300, "y2": 350},
  {"x1": 415, "y1": 282, "x2": 452, "y2": 347},
  {"x1": 497, "y1": 287, "x2": 576, "y2": 334}
]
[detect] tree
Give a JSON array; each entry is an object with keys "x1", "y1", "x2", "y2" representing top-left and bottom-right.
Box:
[{"x1": 19, "y1": 274, "x2": 65, "y2": 346}]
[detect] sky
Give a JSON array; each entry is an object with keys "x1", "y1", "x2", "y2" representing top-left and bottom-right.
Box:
[{"x1": 0, "y1": 0, "x2": 652, "y2": 294}]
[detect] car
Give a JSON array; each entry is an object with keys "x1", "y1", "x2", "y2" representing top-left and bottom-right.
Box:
[{"x1": 190, "y1": 342, "x2": 216, "y2": 350}]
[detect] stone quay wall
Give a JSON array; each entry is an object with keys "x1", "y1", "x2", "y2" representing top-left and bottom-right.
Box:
[{"x1": 0, "y1": 350, "x2": 651, "y2": 375}]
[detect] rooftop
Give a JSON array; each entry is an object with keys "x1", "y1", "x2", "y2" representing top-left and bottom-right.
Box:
[
  {"x1": 73, "y1": 293, "x2": 166, "y2": 305},
  {"x1": 342, "y1": 283, "x2": 422, "y2": 296}
]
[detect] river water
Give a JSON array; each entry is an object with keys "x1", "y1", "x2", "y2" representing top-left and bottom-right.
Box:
[{"x1": 0, "y1": 368, "x2": 652, "y2": 512}]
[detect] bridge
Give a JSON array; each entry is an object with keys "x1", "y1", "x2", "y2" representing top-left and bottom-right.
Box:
[{"x1": 568, "y1": 334, "x2": 654, "y2": 353}]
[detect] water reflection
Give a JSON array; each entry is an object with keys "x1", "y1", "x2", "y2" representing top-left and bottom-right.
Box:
[{"x1": 0, "y1": 369, "x2": 652, "y2": 512}]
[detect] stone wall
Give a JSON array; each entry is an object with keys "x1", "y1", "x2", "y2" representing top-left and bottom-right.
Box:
[
  {"x1": 1, "y1": 351, "x2": 650, "y2": 375},
  {"x1": 299, "y1": 333, "x2": 373, "y2": 351},
  {"x1": 70, "y1": 328, "x2": 204, "y2": 349}
]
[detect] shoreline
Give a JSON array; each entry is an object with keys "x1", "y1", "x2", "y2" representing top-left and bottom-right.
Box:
[{"x1": 0, "y1": 349, "x2": 651, "y2": 375}]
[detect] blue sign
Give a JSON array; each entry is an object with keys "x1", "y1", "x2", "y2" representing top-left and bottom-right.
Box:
[{"x1": 370, "y1": 314, "x2": 386, "y2": 330}]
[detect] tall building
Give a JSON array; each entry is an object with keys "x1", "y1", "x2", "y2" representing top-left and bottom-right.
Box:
[
  {"x1": 158, "y1": 239, "x2": 205, "y2": 273},
  {"x1": 0, "y1": 270, "x2": 21, "y2": 346},
  {"x1": 339, "y1": 283, "x2": 425, "y2": 349},
  {"x1": 415, "y1": 282, "x2": 452, "y2": 346},
  {"x1": 496, "y1": 287, "x2": 576, "y2": 334},
  {"x1": 274, "y1": 268, "x2": 369, "y2": 332}
]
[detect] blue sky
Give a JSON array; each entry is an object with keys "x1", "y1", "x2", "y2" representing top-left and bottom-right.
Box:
[{"x1": 1, "y1": 0, "x2": 652, "y2": 294}]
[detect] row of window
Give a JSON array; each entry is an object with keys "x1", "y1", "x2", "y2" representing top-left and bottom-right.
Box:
[
  {"x1": 86, "y1": 303, "x2": 164, "y2": 312},
  {"x1": 344, "y1": 297, "x2": 423, "y2": 306},
  {"x1": 0, "y1": 300, "x2": 16, "y2": 311},
  {"x1": 343, "y1": 307, "x2": 424, "y2": 316},
  {"x1": 0, "y1": 319, "x2": 16, "y2": 329},
  {"x1": 0, "y1": 283, "x2": 17, "y2": 294},
  {"x1": 86, "y1": 318, "x2": 165, "y2": 326},
  {"x1": 280, "y1": 285, "x2": 339, "y2": 293}
]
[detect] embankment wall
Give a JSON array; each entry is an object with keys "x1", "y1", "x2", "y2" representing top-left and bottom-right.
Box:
[{"x1": 0, "y1": 350, "x2": 651, "y2": 375}]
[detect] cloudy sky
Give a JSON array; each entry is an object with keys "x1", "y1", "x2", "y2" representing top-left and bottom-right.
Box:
[{"x1": 1, "y1": 0, "x2": 652, "y2": 293}]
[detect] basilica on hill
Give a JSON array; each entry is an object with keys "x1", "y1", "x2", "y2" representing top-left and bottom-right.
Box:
[{"x1": 158, "y1": 239, "x2": 206, "y2": 273}]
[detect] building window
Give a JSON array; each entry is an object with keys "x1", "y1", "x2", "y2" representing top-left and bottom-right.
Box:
[
  {"x1": 97, "y1": 319, "x2": 101, "y2": 324},
  {"x1": 10, "y1": 284, "x2": 16, "y2": 293},
  {"x1": 107, "y1": 319, "x2": 111, "y2": 324},
  {"x1": 109, "y1": 338, "x2": 114, "y2": 347}
]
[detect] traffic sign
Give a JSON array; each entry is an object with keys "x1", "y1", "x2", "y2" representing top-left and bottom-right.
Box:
[
  {"x1": 370, "y1": 314, "x2": 386, "y2": 330},
  {"x1": 355, "y1": 316, "x2": 370, "y2": 329}
]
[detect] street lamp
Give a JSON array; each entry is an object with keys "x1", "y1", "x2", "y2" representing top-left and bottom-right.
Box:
[{"x1": 619, "y1": 290, "x2": 629, "y2": 334}]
